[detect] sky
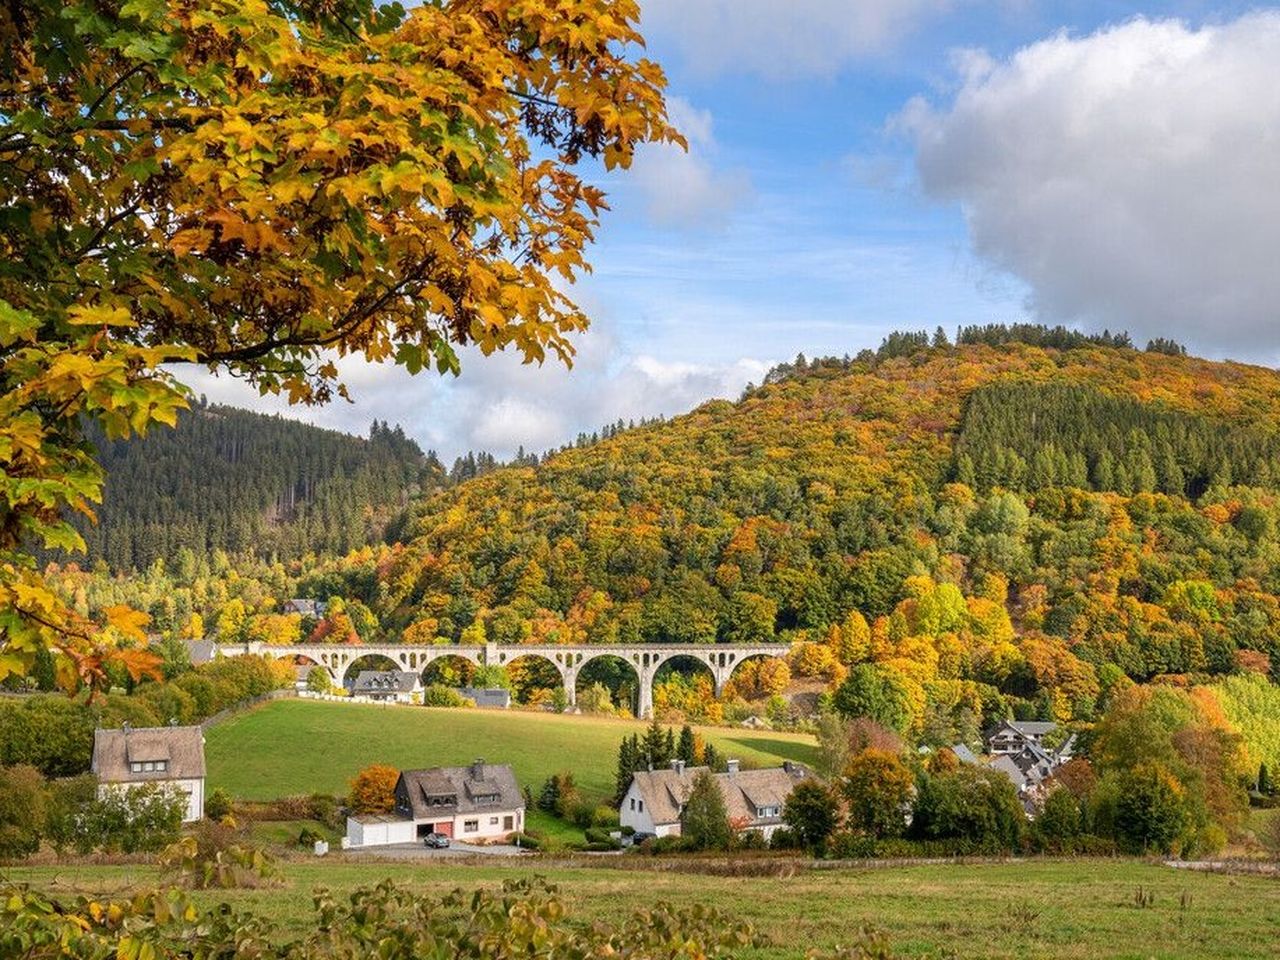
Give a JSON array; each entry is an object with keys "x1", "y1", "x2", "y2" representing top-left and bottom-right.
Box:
[{"x1": 187, "y1": 0, "x2": 1280, "y2": 459}]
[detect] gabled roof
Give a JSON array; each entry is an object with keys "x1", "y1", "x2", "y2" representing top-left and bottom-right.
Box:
[
  {"x1": 460, "y1": 687, "x2": 511, "y2": 708},
  {"x1": 396, "y1": 762, "x2": 522, "y2": 819},
  {"x1": 91, "y1": 725, "x2": 206, "y2": 783},
  {"x1": 352, "y1": 670, "x2": 420, "y2": 693},
  {"x1": 948, "y1": 743, "x2": 979, "y2": 765},
  {"x1": 1000, "y1": 720, "x2": 1057, "y2": 737},
  {"x1": 627, "y1": 763, "x2": 809, "y2": 828},
  {"x1": 990, "y1": 754, "x2": 1029, "y2": 790}
]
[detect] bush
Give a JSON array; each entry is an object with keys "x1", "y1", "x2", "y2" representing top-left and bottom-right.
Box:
[
  {"x1": 5, "y1": 879, "x2": 771, "y2": 958},
  {"x1": 510, "y1": 831, "x2": 540, "y2": 850},
  {"x1": 308, "y1": 792, "x2": 341, "y2": 829},
  {"x1": 77, "y1": 783, "x2": 187, "y2": 854},
  {"x1": 590, "y1": 805, "x2": 620, "y2": 828},
  {"x1": 768, "y1": 827, "x2": 799, "y2": 850},
  {"x1": 205, "y1": 787, "x2": 234, "y2": 822},
  {"x1": 0, "y1": 764, "x2": 48, "y2": 860},
  {"x1": 582, "y1": 840, "x2": 618, "y2": 852},
  {"x1": 646, "y1": 834, "x2": 699, "y2": 855},
  {"x1": 421, "y1": 684, "x2": 474, "y2": 708}
]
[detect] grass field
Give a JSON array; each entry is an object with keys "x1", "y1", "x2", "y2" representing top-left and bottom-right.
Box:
[
  {"x1": 205, "y1": 699, "x2": 818, "y2": 801},
  {"x1": 6, "y1": 857, "x2": 1279, "y2": 958}
]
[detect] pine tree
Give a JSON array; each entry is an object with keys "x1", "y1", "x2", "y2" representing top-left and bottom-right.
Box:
[
  {"x1": 537, "y1": 775, "x2": 560, "y2": 813},
  {"x1": 677, "y1": 725, "x2": 697, "y2": 764}
]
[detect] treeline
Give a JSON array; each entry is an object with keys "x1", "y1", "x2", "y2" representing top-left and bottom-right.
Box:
[
  {"x1": 70, "y1": 402, "x2": 442, "y2": 570},
  {"x1": 758, "y1": 323, "x2": 1184, "y2": 387},
  {"x1": 955, "y1": 382, "x2": 1280, "y2": 497}
]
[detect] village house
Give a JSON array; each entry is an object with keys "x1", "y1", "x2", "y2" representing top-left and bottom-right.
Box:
[
  {"x1": 282, "y1": 598, "x2": 327, "y2": 619},
  {"x1": 350, "y1": 670, "x2": 422, "y2": 702},
  {"x1": 459, "y1": 687, "x2": 511, "y2": 709},
  {"x1": 619, "y1": 759, "x2": 808, "y2": 840},
  {"x1": 983, "y1": 720, "x2": 1077, "y2": 812},
  {"x1": 91, "y1": 723, "x2": 206, "y2": 822},
  {"x1": 345, "y1": 760, "x2": 524, "y2": 848}
]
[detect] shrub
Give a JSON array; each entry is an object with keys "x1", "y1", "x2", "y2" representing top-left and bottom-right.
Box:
[
  {"x1": 421, "y1": 683, "x2": 474, "y2": 707},
  {"x1": 646, "y1": 834, "x2": 699, "y2": 855},
  {"x1": 510, "y1": 831, "x2": 540, "y2": 850},
  {"x1": 159, "y1": 821, "x2": 276, "y2": 889},
  {"x1": 205, "y1": 787, "x2": 234, "y2": 822},
  {"x1": 842, "y1": 748, "x2": 914, "y2": 839},
  {"x1": 910, "y1": 766, "x2": 1024, "y2": 850},
  {"x1": 308, "y1": 792, "x2": 341, "y2": 829},
  {"x1": 78, "y1": 783, "x2": 187, "y2": 854},
  {"x1": 0, "y1": 764, "x2": 48, "y2": 860},
  {"x1": 590, "y1": 805, "x2": 620, "y2": 828},
  {"x1": 0, "y1": 878, "x2": 772, "y2": 958}
]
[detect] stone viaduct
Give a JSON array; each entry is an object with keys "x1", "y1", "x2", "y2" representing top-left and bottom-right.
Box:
[{"x1": 212, "y1": 641, "x2": 793, "y2": 718}]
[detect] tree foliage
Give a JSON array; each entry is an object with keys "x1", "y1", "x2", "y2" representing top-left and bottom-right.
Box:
[{"x1": 0, "y1": 0, "x2": 679, "y2": 683}]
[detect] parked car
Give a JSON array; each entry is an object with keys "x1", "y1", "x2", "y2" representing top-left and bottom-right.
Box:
[{"x1": 423, "y1": 832, "x2": 450, "y2": 849}]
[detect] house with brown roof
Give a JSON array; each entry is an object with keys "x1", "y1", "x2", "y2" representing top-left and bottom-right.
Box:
[
  {"x1": 91, "y1": 723, "x2": 206, "y2": 822},
  {"x1": 345, "y1": 759, "x2": 524, "y2": 848},
  {"x1": 619, "y1": 759, "x2": 808, "y2": 840}
]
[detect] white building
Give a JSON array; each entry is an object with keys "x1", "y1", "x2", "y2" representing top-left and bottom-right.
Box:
[
  {"x1": 90, "y1": 724, "x2": 206, "y2": 822},
  {"x1": 345, "y1": 759, "x2": 524, "y2": 848},
  {"x1": 619, "y1": 759, "x2": 808, "y2": 840},
  {"x1": 350, "y1": 670, "x2": 422, "y2": 702}
]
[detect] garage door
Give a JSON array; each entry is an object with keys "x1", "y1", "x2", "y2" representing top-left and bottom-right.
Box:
[{"x1": 435, "y1": 821, "x2": 453, "y2": 838}]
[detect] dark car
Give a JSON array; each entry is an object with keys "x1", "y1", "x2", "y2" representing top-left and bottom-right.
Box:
[{"x1": 422, "y1": 832, "x2": 450, "y2": 849}]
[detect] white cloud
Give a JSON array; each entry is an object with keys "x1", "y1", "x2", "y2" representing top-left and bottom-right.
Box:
[
  {"x1": 642, "y1": 0, "x2": 953, "y2": 79},
  {"x1": 629, "y1": 96, "x2": 750, "y2": 228},
  {"x1": 897, "y1": 14, "x2": 1280, "y2": 357},
  {"x1": 176, "y1": 322, "x2": 769, "y2": 460}
]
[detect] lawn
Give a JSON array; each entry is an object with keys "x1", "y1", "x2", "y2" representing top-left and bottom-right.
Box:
[
  {"x1": 205, "y1": 699, "x2": 818, "y2": 801},
  {"x1": 7, "y1": 858, "x2": 1279, "y2": 959}
]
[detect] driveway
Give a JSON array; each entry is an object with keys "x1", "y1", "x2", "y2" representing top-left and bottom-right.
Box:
[{"x1": 349, "y1": 840, "x2": 529, "y2": 860}]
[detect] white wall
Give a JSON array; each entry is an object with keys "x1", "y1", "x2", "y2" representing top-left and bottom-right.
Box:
[
  {"x1": 346, "y1": 816, "x2": 417, "y2": 848},
  {"x1": 98, "y1": 778, "x2": 204, "y2": 823},
  {"x1": 619, "y1": 781, "x2": 680, "y2": 836},
  {"x1": 450, "y1": 806, "x2": 523, "y2": 841}
]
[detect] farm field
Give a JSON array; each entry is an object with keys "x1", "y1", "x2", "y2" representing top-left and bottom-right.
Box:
[
  {"x1": 204, "y1": 699, "x2": 818, "y2": 801},
  {"x1": 7, "y1": 858, "x2": 1279, "y2": 959}
]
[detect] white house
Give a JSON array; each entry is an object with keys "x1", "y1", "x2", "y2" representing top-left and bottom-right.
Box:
[
  {"x1": 350, "y1": 670, "x2": 422, "y2": 702},
  {"x1": 91, "y1": 724, "x2": 206, "y2": 822},
  {"x1": 619, "y1": 759, "x2": 808, "y2": 840},
  {"x1": 345, "y1": 759, "x2": 524, "y2": 849}
]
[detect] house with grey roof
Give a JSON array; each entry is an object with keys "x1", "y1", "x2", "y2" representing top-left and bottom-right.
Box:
[
  {"x1": 282, "y1": 598, "x2": 327, "y2": 618},
  {"x1": 345, "y1": 759, "x2": 524, "y2": 848},
  {"x1": 351, "y1": 670, "x2": 422, "y2": 702},
  {"x1": 619, "y1": 759, "x2": 808, "y2": 840},
  {"x1": 460, "y1": 687, "x2": 511, "y2": 709},
  {"x1": 91, "y1": 724, "x2": 206, "y2": 822},
  {"x1": 987, "y1": 720, "x2": 1058, "y2": 756}
]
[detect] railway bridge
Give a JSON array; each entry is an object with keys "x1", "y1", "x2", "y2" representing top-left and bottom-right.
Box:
[{"x1": 212, "y1": 641, "x2": 793, "y2": 717}]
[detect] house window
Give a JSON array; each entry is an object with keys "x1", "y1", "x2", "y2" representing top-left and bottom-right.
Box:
[
  {"x1": 130, "y1": 762, "x2": 143, "y2": 773},
  {"x1": 489, "y1": 816, "x2": 499, "y2": 825},
  {"x1": 463, "y1": 819, "x2": 479, "y2": 833},
  {"x1": 156, "y1": 761, "x2": 167, "y2": 773},
  {"x1": 629, "y1": 798, "x2": 635, "y2": 811},
  {"x1": 503, "y1": 815, "x2": 514, "y2": 830},
  {"x1": 638, "y1": 799, "x2": 644, "y2": 812},
  {"x1": 144, "y1": 761, "x2": 155, "y2": 772}
]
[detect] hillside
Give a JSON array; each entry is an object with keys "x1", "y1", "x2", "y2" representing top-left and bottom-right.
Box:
[
  {"x1": 279, "y1": 333, "x2": 1280, "y2": 745},
  {"x1": 203, "y1": 699, "x2": 817, "y2": 801},
  {"x1": 71, "y1": 402, "x2": 442, "y2": 570}
]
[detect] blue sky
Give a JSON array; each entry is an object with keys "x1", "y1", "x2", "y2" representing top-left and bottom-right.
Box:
[{"x1": 190, "y1": 1, "x2": 1280, "y2": 458}]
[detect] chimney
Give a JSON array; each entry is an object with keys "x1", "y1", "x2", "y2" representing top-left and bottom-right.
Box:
[
  {"x1": 471, "y1": 758, "x2": 485, "y2": 781},
  {"x1": 670, "y1": 759, "x2": 685, "y2": 774},
  {"x1": 726, "y1": 759, "x2": 739, "y2": 775}
]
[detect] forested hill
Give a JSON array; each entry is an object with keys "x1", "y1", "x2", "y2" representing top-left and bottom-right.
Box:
[
  {"x1": 75, "y1": 402, "x2": 442, "y2": 570},
  {"x1": 346, "y1": 333, "x2": 1280, "y2": 695}
]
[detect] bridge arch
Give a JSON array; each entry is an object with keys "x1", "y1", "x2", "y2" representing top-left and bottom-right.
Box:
[
  {"x1": 420, "y1": 653, "x2": 479, "y2": 688},
  {"x1": 724, "y1": 650, "x2": 791, "y2": 701},
  {"x1": 575, "y1": 652, "x2": 640, "y2": 716},
  {"x1": 498, "y1": 652, "x2": 567, "y2": 707}
]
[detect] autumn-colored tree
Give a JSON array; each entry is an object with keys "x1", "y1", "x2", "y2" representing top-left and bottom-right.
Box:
[
  {"x1": 348, "y1": 764, "x2": 399, "y2": 815},
  {"x1": 842, "y1": 748, "x2": 914, "y2": 839},
  {"x1": 0, "y1": 0, "x2": 679, "y2": 684}
]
